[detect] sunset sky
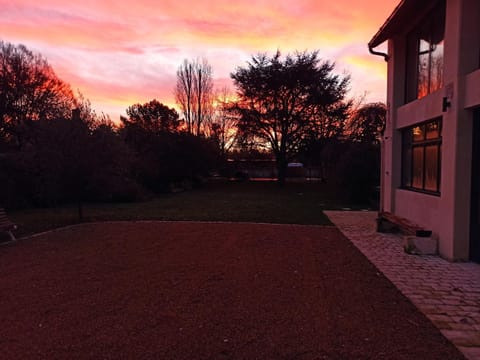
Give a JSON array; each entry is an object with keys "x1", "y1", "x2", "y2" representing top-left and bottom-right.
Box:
[{"x1": 1, "y1": 0, "x2": 398, "y2": 121}]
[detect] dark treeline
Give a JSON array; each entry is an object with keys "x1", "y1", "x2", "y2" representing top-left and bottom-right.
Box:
[
  {"x1": 0, "y1": 41, "x2": 218, "y2": 214},
  {"x1": 0, "y1": 41, "x2": 386, "y2": 212}
]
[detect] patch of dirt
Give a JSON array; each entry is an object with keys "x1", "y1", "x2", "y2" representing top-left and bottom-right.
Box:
[{"x1": 0, "y1": 222, "x2": 465, "y2": 359}]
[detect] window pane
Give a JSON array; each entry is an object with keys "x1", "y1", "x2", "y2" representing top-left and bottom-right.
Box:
[
  {"x1": 430, "y1": 40, "x2": 444, "y2": 93},
  {"x1": 412, "y1": 147, "x2": 424, "y2": 188},
  {"x1": 429, "y1": 1, "x2": 445, "y2": 93},
  {"x1": 438, "y1": 143, "x2": 442, "y2": 189},
  {"x1": 402, "y1": 119, "x2": 442, "y2": 193},
  {"x1": 413, "y1": 125, "x2": 425, "y2": 141},
  {"x1": 407, "y1": 0, "x2": 445, "y2": 102},
  {"x1": 417, "y1": 39, "x2": 430, "y2": 99},
  {"x1": 426, "y1": 121, "x2": 440, "y2": 139},
  {"x1": 406, "y1": 34, "x2": 419, "y2": 102},
  {"x1": 402, "y1": 129, "x2": 412, "y2": 187},
  {"x1": 402, "y1": 131, "x2": 413, "y2": 187},
  {"x1": 424, "y1": 145, "x2": 439, "y2": 192},
  {"x1": 402, "y1": 147, "x2": 412, "y2": 187}
]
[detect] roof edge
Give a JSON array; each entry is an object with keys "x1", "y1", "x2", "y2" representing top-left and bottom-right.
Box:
[{"x1": 368, "y1": 0, "x2": 406, "y2": 48}]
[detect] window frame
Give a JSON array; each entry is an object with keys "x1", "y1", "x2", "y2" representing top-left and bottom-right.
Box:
[{"x1": 401, "y1": 118, "x2": 442, "y2": 195}]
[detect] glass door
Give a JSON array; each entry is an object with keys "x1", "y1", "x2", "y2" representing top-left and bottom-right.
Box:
[{"x1": 470, "y1": 109, "x2": 480, "y2": 262}]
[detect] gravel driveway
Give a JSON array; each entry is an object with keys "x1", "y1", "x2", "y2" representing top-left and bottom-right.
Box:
[{"x1": 0, "y1": 222, "x2": 465, "y2": 359}]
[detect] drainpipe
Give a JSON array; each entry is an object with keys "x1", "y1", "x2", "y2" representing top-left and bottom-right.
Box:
[
  {"x1": 368, "y1": 45, "x2": 389, "y2": 62},
  {"x1": 368, "y1": 43, "x2": 388, "y2": 218},
  {"x1": 379, "y1": 134, "x2": 385, "y2": 215}
]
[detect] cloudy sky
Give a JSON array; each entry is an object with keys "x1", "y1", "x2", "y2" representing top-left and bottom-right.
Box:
[{"x1": 1, "y1": 0, "x2": 398, "y2": 121}]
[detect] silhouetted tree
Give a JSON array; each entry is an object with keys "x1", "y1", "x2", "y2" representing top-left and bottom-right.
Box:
[
  {"x1": 0, "y1": 107, "x2": 136, "y2": 215},
  {"x1": 13, "y1": 111, "x2": 93, "y2": 217},
  {"x1": 231, "y1": 50, "x2": 351, "y2": 184},
  {"x1": 123, "y1": 99, "x2": 181, "y2": 134},
  {"x1": 75, "y1": 91, "x2": 115, "y2": 131},
  {"x1": 0, "y1": 41, "x2": 75, "y2": 148},
  {"x1": 175, "y1": 58, "x2": 214, "y2": 136},
  {"x1": 86, "y1": 122, "x2": 138, "y2": 203},
  {"x1": 347, "y1": 102, "x2": 386, "y2": 145},
  {"x1": 204, "y1": 87, "x2": 238, "y2": 157},
  {"x1": 121, "y1": 129, "x2": 218, "y2": 193},
  {"x1": 120, "y1": 98, "x2": 218, "y2": 192},
  {"x1": 0, "y1": 42, "x2": 142, "y2": 211},
  {"x1": 175, "y1": 60, "x2": 194, "y2": 134}
]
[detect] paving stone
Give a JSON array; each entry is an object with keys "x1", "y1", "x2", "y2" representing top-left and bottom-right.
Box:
[
  {"x1": 428, "y1": 314, "x2": 453, "y2": 322},
  {"x1": 440, "y1": 304, "x2": 466, "y2": 312},
  {"x1": 443, "y1": 299, "x2": 464, "y2": 306},
  {"x1": 462, "y1": 306, "x2": 480, "y2": 313},
  {"x1": 431, "y1": 320, "x2": 452, "y2": 329},
  {"x1": 441, "y1": 330, "x2": 480, "y2": 347},
  {"x1": 325, "y1": 210, "x2": 480, "y2": 360},
  {"x1": 422, "y1": 298, "x2": 444, "y2": 305},
  {"x1": 449, "y1": 322, "x2": 478, "y2": 331}
]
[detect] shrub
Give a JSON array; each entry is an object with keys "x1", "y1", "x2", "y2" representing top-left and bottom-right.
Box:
[{"x1": 334, "y1": 142, "x2": 380, "y2": 205}]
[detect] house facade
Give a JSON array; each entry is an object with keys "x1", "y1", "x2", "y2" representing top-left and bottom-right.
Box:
[{"x1": 369, "y1": 0, "x2": 480, "y2": 261}]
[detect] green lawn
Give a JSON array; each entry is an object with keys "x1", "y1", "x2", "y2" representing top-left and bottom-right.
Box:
[{"x1": 9, "y1": 180, "x2": 373, "y2": 237}]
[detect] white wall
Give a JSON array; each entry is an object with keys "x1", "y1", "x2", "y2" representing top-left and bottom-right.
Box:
[{"x1": 381, "y1": 0, "x2": 480, "y2": 260}]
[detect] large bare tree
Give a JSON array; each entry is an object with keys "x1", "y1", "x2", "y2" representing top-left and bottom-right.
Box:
[{"x1": 175, "y1": 58, "x2": 214, "y2": 136}]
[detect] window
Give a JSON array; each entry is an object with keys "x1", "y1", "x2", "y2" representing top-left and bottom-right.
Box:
[
  {"x1": 402, "y1": 119, "x2": 442, "y2": 193},
  {"x1": 406, "y1": 0, "x2": 446, "y2": 102}
]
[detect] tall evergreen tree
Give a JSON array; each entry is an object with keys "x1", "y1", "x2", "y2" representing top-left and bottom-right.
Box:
[{"x1": 231, "y1": 51, "x2": 351, "y2": 184}]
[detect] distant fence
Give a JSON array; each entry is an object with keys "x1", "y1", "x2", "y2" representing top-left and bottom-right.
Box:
[{"x1": 226, "y1": 160, "x2": 321, "y2": 179}]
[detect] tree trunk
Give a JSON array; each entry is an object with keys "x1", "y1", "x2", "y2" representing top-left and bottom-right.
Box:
[
  {"x1": 276, "y1": 155, "x2": 287, "y2": 185},
  {"x1": 197, "y1": 69, "x2": 202, "y2": 136}
]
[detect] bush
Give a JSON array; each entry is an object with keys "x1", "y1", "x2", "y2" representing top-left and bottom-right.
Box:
[
  {"x1": 334, "y1": 142, "x2": 380, "y2": 205},
  {"x1": 0, "y1": 153, "x2": 32, "y2": 209},
  {"x1": 123, "y1": 129, "x2": 220, "y2": 193}
]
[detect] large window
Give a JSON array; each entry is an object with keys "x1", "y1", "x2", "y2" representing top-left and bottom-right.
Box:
[
  {"x1": 406, "y1": 0, "x2": 446, "y2": 102},
  {"x1": 402, "y1": 118, "x2": 442, "y2": 194}
]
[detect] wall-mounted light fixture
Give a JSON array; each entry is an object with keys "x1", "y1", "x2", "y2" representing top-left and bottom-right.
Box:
[{"x1": 443, "y1": 83, "x2": 454, "y2": 112}]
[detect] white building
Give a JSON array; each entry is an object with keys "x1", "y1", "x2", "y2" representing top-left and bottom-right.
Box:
[{"x1": 369, "y1": 0, "x2": 480, "y2": 261}]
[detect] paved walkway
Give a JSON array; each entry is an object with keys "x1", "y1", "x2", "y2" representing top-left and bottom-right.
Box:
[{"x1": 325, "y1": 210, "x2": 480, "y2": 360}]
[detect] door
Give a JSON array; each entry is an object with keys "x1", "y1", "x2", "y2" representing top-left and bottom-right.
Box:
[{"x1": 471, "y1": 109, "x2": 480, "y2": 262}]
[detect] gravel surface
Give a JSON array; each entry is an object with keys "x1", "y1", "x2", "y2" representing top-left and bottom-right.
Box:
[{"x1": 0, "y1": 222, "x2": 465, "y2": 359}]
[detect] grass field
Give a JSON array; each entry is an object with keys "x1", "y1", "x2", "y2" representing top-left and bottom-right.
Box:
[{"x1": 8, "y1": 180, "x2": 374, "y2": 237}]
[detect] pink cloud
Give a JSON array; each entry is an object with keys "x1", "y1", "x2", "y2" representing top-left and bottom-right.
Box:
[{"x1": 1, "y1": 0, "x2": 398, "y2": 119}]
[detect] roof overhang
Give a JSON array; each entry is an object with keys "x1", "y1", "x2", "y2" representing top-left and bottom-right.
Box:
[{"x1": 368, "y1": 0, "x2": 434, "y2": 48}]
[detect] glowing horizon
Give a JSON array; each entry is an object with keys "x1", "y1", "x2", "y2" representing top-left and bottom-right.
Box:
[{"x1": 1, "y1": 0, "x2": 397, "y2": 121}]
